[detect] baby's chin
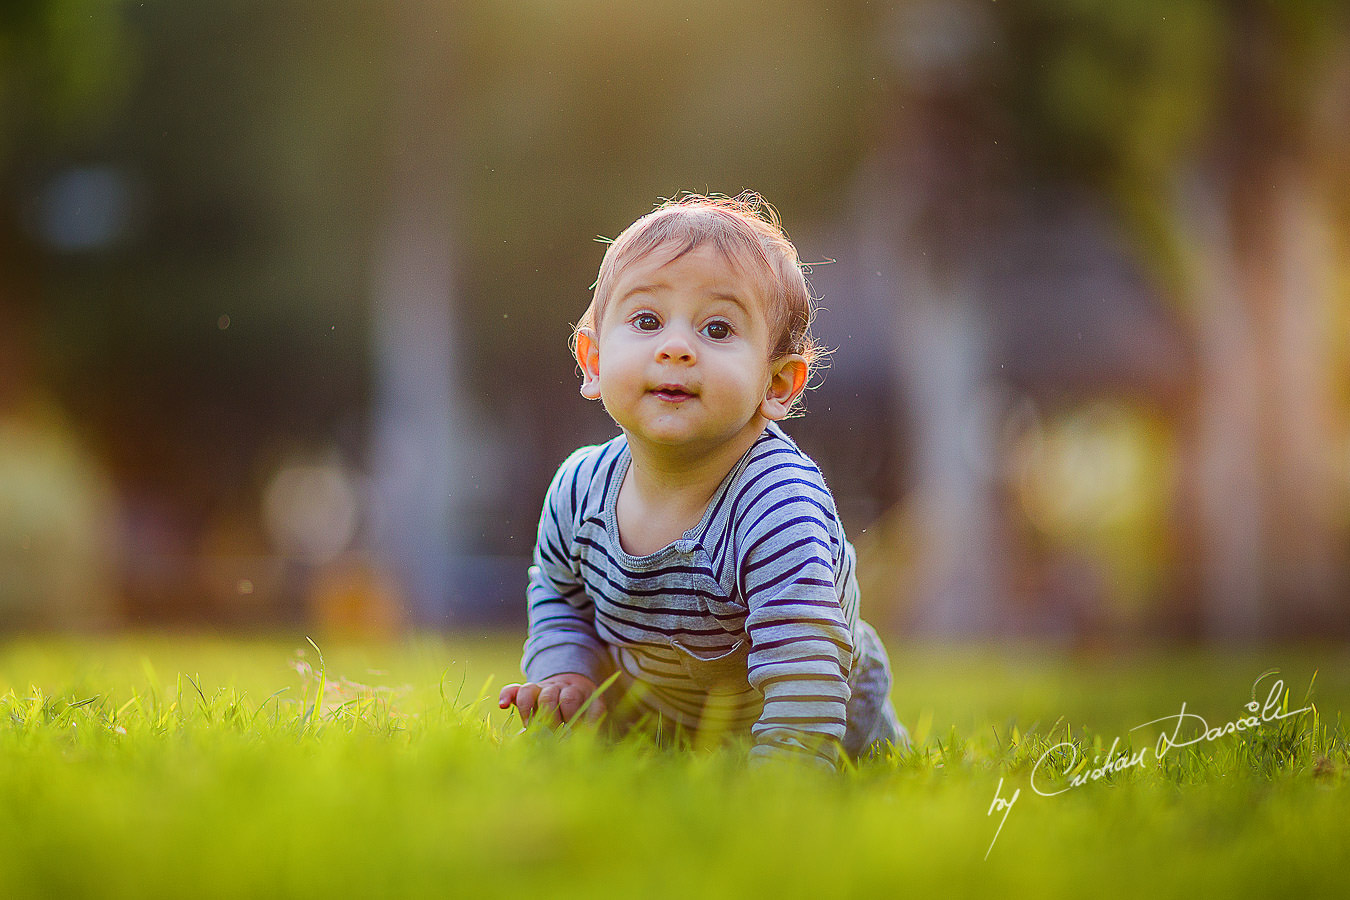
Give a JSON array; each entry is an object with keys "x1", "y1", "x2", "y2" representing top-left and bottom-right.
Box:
[
  {"x1": 626, "y1": 418, "x2": 702, "y2": 446},
  {"x1": 623, "y1": 414, "x2": 765, "y2": 451}
]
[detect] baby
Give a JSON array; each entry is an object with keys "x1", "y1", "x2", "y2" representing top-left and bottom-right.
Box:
[{"x1": 499, "y1": 193, "x2": 905, "y2": 767}]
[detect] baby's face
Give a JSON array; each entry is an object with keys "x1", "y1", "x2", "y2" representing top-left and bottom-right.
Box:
[{"x1": 584, "y1": 243, "x2": 781, "y2": 456}]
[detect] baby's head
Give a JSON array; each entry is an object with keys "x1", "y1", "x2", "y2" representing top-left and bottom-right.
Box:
[{"x1": 578, "y1": 193, "x2": 823, "y2": 395}]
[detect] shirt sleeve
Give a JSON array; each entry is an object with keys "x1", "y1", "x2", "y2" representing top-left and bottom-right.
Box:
[
  {"x1": 737, "y1": 465, "x2": 854, "y2": 769},
  {"x1": 521, "y1": 448, "x2": 610, "y2": 686}
]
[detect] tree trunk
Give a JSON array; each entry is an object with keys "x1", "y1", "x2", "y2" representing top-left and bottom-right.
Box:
[
  {"x1": 1183, "y1": 166, "x2": 1267, "y2": 639},
  {"x1": 369, "y1": 1, "x2": 472, "y2": 626},
  {"x1": 859, "y1": 0, "x2": 1008, "y2": 636},
  {"x1": 1186, "y1": 2, "x2": 1347, "y2": 639}
]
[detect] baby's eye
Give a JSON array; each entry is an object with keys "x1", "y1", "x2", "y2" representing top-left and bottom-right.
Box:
[
  {"x1": 634, "y1": 313, "x2": 661, "y2": 331},
  {"x1": 702, "y1": 320, "x2": 732, "y2": 340}
]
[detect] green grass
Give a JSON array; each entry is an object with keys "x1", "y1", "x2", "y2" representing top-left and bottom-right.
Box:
[{"x1": 2, "y1": 633, "x2": 1348, "y2": 898}]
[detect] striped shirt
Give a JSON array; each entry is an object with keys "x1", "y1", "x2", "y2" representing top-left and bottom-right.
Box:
[{"x1": 523, "y1": 422, "x2": 868, "y2": 767}]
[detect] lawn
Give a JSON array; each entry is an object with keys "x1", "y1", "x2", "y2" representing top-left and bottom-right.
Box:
[{"x1": 2, "y1": 632, "x2": 1347, "y2": 898}]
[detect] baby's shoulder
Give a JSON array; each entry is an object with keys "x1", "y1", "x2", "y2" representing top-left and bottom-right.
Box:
[
  {"x1": 739, "y1": 424, "x2": 830, "y2": 487},
  {"x1": 727, "y1": 425, "x2": 839, "y2": 527},
  {"x1": 543, "y1": 434, "x2": 628, "y2": 514}
]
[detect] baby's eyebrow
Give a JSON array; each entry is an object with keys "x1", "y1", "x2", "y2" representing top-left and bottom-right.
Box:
[
  {"x1": 616, "y1": 283, "x2": 663, "y2": 305},
  {"x1": 614, "y1": 284, "x2": 751, "y2": 315},
  {"x1": 708, "y1": 291, "x2": 750, "y2": 315}
]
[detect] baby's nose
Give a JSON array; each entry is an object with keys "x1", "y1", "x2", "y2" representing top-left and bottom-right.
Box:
[{"x1": 656, "y1": 330, "x2": 696, "y2": 362}]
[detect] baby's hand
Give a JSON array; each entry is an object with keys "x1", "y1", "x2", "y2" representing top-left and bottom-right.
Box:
[{"x1": 498, "y1": 673, "x2": 605, "y2": 727}]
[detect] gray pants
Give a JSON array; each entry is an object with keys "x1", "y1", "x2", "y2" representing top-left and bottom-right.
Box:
[{"x1": 842, "y1": 620, "x2": 909, "y2": 760}]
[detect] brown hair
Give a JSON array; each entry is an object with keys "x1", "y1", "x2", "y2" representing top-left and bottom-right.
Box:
[{"x1": 577, "y1": 192, "x2": 824, "y2": 379}]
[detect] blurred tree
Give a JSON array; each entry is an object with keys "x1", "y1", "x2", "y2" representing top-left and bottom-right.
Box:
[
  {"x1": 21, "y1": 1, "x2": 392, "y2": 622},
  {"x1": 995, "y1": 0, "x2": 1350, "y2": 636},
  {"x1": 857, "y1": 0, "x2": 1350, "y2": 638},
  {"x1": 1, "y1": 0, "x2": 133, "y2": 403},
  {"x1": 1184, "y1": 0, "x2": 1349, "y2": 637},
  {"x1": 851, "y1": 0, "x2": 1015, "y2": 636},
  {"x1": 0, "y1": 0, "x2": 133, "y2": 165},
  {"x1": 368, "y1": 0, "x2": 471, "y2": 626},
  {"x1": 0, "y1": 0, "x2": 132, "y2": 628}
]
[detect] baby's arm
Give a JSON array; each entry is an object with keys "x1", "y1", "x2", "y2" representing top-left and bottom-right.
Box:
[
  {"x1": 507, "y1": 448, "x2": 613, "y2": 722},
  {"x1": 498, "y1": 673, "x2": 605, "y2": 726},
  {"x1": 740, "y1": 473, "x2": 854, "y2": 768}
]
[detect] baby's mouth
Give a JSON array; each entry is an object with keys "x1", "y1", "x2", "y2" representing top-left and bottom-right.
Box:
[{"x1": 651, "y1": 384, "x2": 695, "y2": 402}]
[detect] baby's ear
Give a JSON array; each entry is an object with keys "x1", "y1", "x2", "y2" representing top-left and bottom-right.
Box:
[
  {"x1": 760, "y1": 354, "x2": 808, "y2": 421},
  {"x1": 575, "y1": 328, "x2": 602, "y2": 400}
]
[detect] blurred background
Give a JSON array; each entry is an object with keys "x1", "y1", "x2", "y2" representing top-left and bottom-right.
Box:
[{"x1": 2, "y1": 0, "x2": 1348, "y2": 643}]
